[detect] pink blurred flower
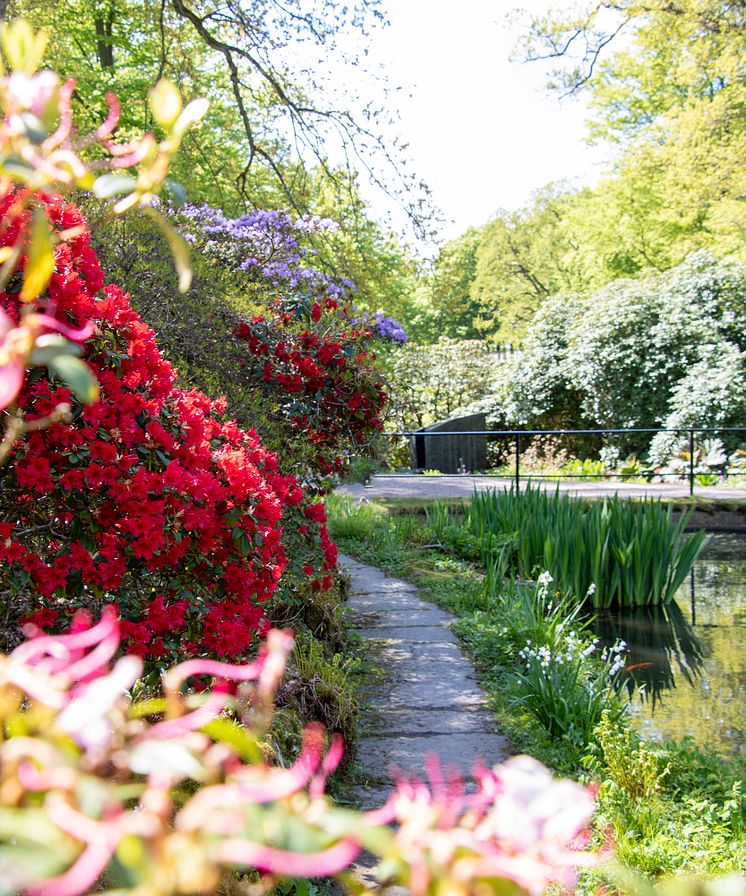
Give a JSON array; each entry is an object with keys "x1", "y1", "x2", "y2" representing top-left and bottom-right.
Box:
[
  {"x1": 384, "y1": 754, "x2": 598, "y2": 896},
  {"x1": 0, "y1": 308, "x2": 31, "y2": 410},
  {"x1": 0, "y1": 309, "x2": 94, "y2": 410}
]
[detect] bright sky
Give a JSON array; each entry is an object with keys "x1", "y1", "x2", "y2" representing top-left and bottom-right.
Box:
[{"x1": 364, "y1": 0, "x2": 610, "y2": 244}]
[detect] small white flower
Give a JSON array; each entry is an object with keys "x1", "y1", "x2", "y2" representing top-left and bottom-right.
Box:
[{"x1": 537, "y1": 571, "x2": 554, "y2": 588}]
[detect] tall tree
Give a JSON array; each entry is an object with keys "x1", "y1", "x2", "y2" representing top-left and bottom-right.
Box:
[
  {"x1": 470, "y1": 185, "x2": 590, "y2": 343},
  {"x1": 10, "y1": 0, "x2": 431, "y2": 235},
  {"x1": 409, "y1": 229, "x2": 483, "y2": 342},
  {"x1": 516, "y1": 0, "x2": 746, "y2": 259}
]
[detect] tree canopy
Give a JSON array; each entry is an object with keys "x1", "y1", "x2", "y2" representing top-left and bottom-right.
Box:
[{"x1": 402, "y1": 0, "x2": 746, "y2": 347}]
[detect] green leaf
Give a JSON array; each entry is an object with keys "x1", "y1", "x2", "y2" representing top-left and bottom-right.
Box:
[
  {"x1": 201, "y1": 718, "x2": 263, "y2": 762},
  {"x1": 0, "y1": 20, "x2": 49, "y2": 74},
  {"x1": 149, "y1": 78, "x2": 182, "y2": 129},
  {"x1": 172, "y1": 97, "x2": 210, "y2": 141},
  {"x1": 0, "y1": 158, "x2": 36, "y2": 181},
  {"x1": 129, "y1": 697, "x2": 168, "y2": 718},
  {"x1": 93, "y1": 174, "x2": 138, "y2": 199},
  {"x1": 143, "y1": 207, "x2": 192, "y2": 292},
  {"x1": 20, "y1": 207, "x2": 55, "y2": 301},
  {"x1": 18, "y1": 112, "x2": 47, "y2": 144},
  {"x1": 29, "y1": 333, "x2": 83, "y2": 365},
  {"x1": 48, "y1": 354, "x2": 99, "y2": 404},
  {"x1": 164, "y1": 178, "x2": 188, "y2": 207}
]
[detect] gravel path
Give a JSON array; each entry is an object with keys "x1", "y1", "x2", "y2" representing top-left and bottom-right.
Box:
[{"x1": 339, "y1": 554, "x2": 508, "y2": 810}]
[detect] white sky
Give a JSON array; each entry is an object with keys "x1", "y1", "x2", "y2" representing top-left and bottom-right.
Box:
[{"x1": 362, "y1": 0, "x2": 611, "y2": 244}]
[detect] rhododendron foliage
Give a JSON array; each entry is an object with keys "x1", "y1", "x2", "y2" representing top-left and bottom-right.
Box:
[
  {"x1": 0, "y1": 190, "x2": 335, "y2": 662},
  {"x1": 0, "y1": 610, "x2": 600, "y2": 896},
  {"x1": 169, "y1": 202, "x2": 397, "y2": 488},
  {"x1": 235, "y1": 294, "x2": 387, "y2": 485}
]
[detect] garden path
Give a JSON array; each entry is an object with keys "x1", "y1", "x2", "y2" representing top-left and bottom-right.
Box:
[
  {"x1": 339, "y1": 475, "x2": 746, "y2": 502},
  {"x1": 338, "y1": 554, "x2": 509, "y2": 812}
]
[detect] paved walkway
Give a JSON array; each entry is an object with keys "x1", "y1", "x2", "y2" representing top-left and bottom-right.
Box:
[
  {"x1": 338, "y1": 474, "x2": 746, "y2": 502},
  {"x1": 339, "y1": 554, "x2": 508, "y2": 810}
]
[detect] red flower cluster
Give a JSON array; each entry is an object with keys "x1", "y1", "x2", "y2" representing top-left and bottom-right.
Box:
[
  {"x1": 234, "y1": 297, "x2": 386, "y2": 486},
  {"x1": 0, "y1": 192, "x2": 336, "y2": 663}
]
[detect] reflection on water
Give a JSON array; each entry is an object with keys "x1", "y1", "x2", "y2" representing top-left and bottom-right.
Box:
[
  {"x1": 594, "y1": 600, "x2": 706, "y2": 707},
  {"x1": 591, "y1": 533, "x2": 746, "y2": 756}
]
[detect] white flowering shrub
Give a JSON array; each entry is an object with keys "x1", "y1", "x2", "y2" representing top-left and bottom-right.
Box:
[
  {"x1": 491, "y1": 252, "x2": 746, "y2": 458},
  {"x1": 649, "y1": 342, "x2": 746, "y2": 466},
  {"x1": 380, "y1": 337, "x2": 499, "y2": 430}
]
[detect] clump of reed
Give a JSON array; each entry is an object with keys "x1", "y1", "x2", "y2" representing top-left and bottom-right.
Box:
[{"x1": 426, "y1": 485, "x2": 707, "y2": 609}]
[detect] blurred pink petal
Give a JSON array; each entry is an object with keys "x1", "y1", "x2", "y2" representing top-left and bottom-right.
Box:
[
  {"x1": 41, "y1": 79, "x2": 75, "y2": 151},
  {"x1": 106, "y1": 134, "x2": 156, "y2": 167},
  {"x1": 165, "y1": 656, "x2": 264, "y2": 692},
  {"x1": 310, "y1": 732, "x2": 344, "y2": 798},
  {"x1": 5, "y1": 663, "x2": 67, "y2": 708},
  {"x1": 0, "y1": 358, "x2": 24, "y2": 409},
  {"x1": 27, "y1": 802, "x2": 120, "y2": 896},
  {"x1": 17, "y1": 761, "x2": 77, "y2": 792},
  {"x1": 26, "y1": 838, "x2": 115, "y2": 896},
  {"x1": 215, "y1": 838, "x2": 361, "y2": 877},
  {"x1": 57, "y1": 656, "x2": 142, "y2": 749},
  {"x1": 77, "y1": 92, "x2": 121, "y2": 146},
  {"x1": 178, "y1": 725, "x2": 327, "y2": 831},
  {"x1": 13, "y1": 607, "x2": 118, "y2": 670},
  {"x1": 145, "y1": 692, "x2": 228, "y2": 739},
  {"x1": 63, "y1": 621, "x2": 121, "y2": 684},
  {"x1": 30, "y1": 314, "x2": 95, "y2": 343}
]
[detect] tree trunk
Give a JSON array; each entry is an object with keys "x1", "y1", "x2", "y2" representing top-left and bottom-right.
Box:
[{"x1": 95, "y1": 3, "x2": 115, "y2": 69}]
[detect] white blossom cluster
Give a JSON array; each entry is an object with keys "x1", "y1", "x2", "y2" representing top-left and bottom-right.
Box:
[{"x1": 519, "y1": 634, "x2": 627, "y2": 678}]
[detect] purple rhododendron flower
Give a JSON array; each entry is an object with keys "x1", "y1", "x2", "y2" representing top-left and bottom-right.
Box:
[{"x1": 174, "y1": 204, "x2": 353, "y2": 300}]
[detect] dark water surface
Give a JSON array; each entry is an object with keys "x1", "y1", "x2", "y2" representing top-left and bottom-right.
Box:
[{"x1": 592, "y1": 533, "x2": 746, "y2": 756}]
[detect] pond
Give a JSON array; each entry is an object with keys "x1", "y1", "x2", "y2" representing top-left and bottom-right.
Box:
[{"x1": 592, "y1": 533, "x2": 746, "y2": 756}]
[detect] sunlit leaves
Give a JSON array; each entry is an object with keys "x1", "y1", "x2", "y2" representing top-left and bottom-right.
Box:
[
  {"x1": 144, "y1": 206, "x2": 192, "y2": 292},
  {"x1": 0, "y1": 19, "x2": 48, "y2": 74},
  {"x1": 149, "y1": 78, "x2": 182, "y2": 129}
]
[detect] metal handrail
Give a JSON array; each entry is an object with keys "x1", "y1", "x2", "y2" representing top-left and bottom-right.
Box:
[{"x1": 376, "y1": 426, "x2": 746, "y2": 497}]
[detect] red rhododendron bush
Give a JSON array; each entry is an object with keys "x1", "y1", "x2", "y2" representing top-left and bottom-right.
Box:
[
  {"x1": 235, "y1": 295, "x2": 387, "y2": 486},
  {"x1": 0, "y1": 190, "x2": 336, "y2": 661}
]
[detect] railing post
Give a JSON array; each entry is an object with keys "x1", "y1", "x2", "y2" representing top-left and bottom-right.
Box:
[
  {"x1": 689, "y1": 429, "x2": 695, "y2": 497},
  {"x1": 515, "y1": 433, "x2": 520, "y2": 493}
]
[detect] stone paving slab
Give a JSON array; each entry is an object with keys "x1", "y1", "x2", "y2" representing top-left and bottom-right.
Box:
[
  {"x1": 363, "y1": 706, "x2": 500, "y2": 736},
  {"x1": 350, "y1": 578, "x2": 419, "y2": 594},
  {"x1": 348, "y1": 593, "x2": 421, "y2": 612},
  {"x1": 337, "y1": 554, "x2": 508, "y2": 787},
  {"x1": 357, "y1": 732, "x2": 510, "y2": 780},
  {"x1": 348, "y1": 605, "x2": 454, "y2": 628},
  {"x1": 359, "y1": 639, "x2": 479, "y2": 675},
  {"x1": 362, "y1": 675, "x2": 486, "y2": 710},
  {"x1": 346, "y1": 591, "x2": 425, "y2": 613},
  {"x1": 354, "y1": 625, "x2": 458, "y2": 643}
]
